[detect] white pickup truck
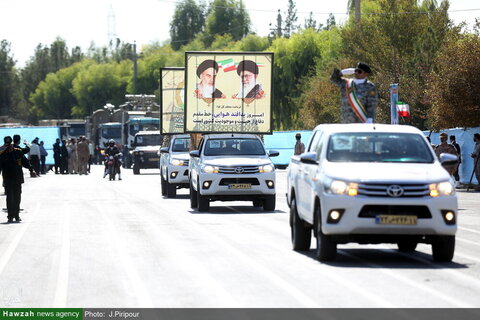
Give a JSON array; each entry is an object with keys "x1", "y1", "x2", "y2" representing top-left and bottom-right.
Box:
[
  {"x1": 189, "y1": 134, "x2": 279, "y2": 212},
  {"x1": 287, "y1": 124, "x2": 458, "y2": 262},
  {"x1": 159, "y1": 134, "x2": 191, "y2": 198}
]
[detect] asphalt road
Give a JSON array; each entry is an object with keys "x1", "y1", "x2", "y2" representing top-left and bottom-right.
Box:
[{"x1": 0, "y1": 166, "x2": 479, "y2": 308}]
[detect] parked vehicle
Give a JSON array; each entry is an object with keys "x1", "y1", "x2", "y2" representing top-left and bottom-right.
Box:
[
  {"x1": 287, "y1": 124, "x2": 458, "y2": 262},
  {"x1": 160, "y1": 134, "x2": 191, "y2": 198},
  {"x1": 131, "y1": 131, "x2": 162, "y2": 175},
  {"x1": 189, "y1": 134, "x2": 279, "y2": 212}
]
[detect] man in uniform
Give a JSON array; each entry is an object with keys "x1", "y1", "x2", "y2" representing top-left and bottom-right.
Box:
[
  {"x1": 53, "y1": 138, "x2": 61, "y2": 174},
  {"x1": 435, "y1": 133, "x2": 458, "y2": 159},
  {"x1": 0, "y1": 136, "x2": 36, "y2": 223},
  {"x1": 331, "y1": 62, "x2": 378, "y2": 123},
  {"x1": 449, "y1": 135, "x2": 462, "y2": 187},
  {"x1": 471, "y1": 133, "x2": 480, "y2": 187},
  {"x1": 77, "y1": 136, "x2": 90, "y2": 175}
]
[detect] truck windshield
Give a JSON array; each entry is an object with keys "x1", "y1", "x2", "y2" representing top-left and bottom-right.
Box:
[
  {"x1": 327, "y1": 132, "x2": 434, "y2": 163},
  {"x1": 67, "y1": 124, "x2": 85, "y2": 136},
  {"x1": 101, "y1": 127, "x2": 121, "y2": 139},
  {"x1": 172, "y1": 138, "x2": 190, "y2": 152},
  {"x1": 204, "y1": 138, "x2": 265, "y2": 156},
  {"x1": 135, "y1": 135, "x2": 162, "y2": 146}
]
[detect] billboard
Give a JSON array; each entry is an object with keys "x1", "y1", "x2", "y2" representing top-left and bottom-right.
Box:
[
  {"x1": 185, "y1": 52, "x2": 273, "y2": 134},
  {"x1": 160, "y1": 67, "x2": 185, "y2": 135}
]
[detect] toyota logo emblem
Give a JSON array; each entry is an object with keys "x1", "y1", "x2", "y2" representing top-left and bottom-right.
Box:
[
  {"x1": 386, "y1": 185, "x2": 404, "y2": 197},
  {"x1": 234, "y1": 167, "x2": 244, "y2": 174}
]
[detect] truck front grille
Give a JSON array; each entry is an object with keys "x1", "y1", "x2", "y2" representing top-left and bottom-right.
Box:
[
  {"x1": 358, "y1": 183, "x2": 430, "y2": 197},
  {"x1": 218, "y1": 166, "x2": 259, "y2": 174}
]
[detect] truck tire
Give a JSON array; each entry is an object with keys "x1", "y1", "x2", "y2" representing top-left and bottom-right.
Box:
[
  {"x1": 166, "y1": 181, "x2": 177, "y2": 198},
  {"x1": 133, "y1": 165, "x2": 140, "y2": 175},
  {"x1": 315, "y1": 205, "x2": 337, "y2": 261},
  {"x1": 161, "y1": 173, "x2": 167, "y2": 196},
  {"x1": 397, "y1": 241, "x2": 417, "y2": 252},
  {"x1": 432, "y1": 236, "x2": 455, "y2": 262},
  {"x1": 190, "y1": 182, "x2": 198, "y2": 209},
  {"x1": 263, "y1": 195, "x2": 275, "y2": 211},
  {"x1": 197, "y1": 182, "x2": 210, "y2": 212},
  {"x1": 290, "y1": 197, "x2": 311, "y2": 251}
]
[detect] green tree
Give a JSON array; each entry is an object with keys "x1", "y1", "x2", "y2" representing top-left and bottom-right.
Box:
[
  {"x1": 284, "y1": 0, "x2": 299, "y2": 38},
  {"x1": 204, "y1": 0, "x2": 251, "y2": 46},
  {"x1": 304, "y1": 12, "x2": 320, "y2": 31},
  {"x1": 233, "y1": 34, "x2": 270, "y2": 51},
  {"x1": 426, "y1": 23, "x2": 480, "y2": 129},
  {"x1": 170, "y1": 0, "x2": 206, "y2": 50},
  {"x1": 0, "y1": 40, "x2": 18, "y2": 117}
]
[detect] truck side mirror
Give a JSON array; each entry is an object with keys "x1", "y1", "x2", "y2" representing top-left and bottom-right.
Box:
[
  {"x1": 160, "y1": 147, "x2": 169, "y2": 154},
  {"x1": 268, "y1": 150, "x2": 280, "y2": 157},
  {"x1": 189, "y1": 150, "x2": 200, "y2": 158},
  {"x1": 300, "y1": 152, "x2": 318, "y2": 165}
]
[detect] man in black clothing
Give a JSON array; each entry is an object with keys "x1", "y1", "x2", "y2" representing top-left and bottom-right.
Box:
[
  {"x1": 450, "y1": 135, "x2": 462, "y2": 187},
  {"x1": 53, "y1": 138, "x2": 61, "y2": 174},
  {"x1": 60, "y1": 140, "x2": 69, "y2": 174},
  {"x1": 0, "y1": 136, "x2": 36, "y2": 223},
  {"x1": 13, "y1": 135, "x2": 29, "y2": 154}
]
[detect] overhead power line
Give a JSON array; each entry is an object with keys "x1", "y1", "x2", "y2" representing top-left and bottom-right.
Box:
[{"x1": 156, "y1": 0, "x2": 480, "y2": 16}]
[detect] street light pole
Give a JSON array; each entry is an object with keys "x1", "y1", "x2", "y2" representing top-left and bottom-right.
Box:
[{"x1": 133, "y1": 41, "x2": 137, "y2": 94}]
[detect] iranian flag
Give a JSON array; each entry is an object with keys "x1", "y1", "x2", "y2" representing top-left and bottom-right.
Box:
[
  {"x1": 397, "y1": 101, "x2": 410, "y2": 117},
  {"x1": 217, "y1": 58, "x2": 236, "y2": 72}
]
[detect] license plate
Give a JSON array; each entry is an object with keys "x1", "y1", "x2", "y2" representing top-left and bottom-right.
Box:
[
  {"x1": 376, "y1": 215, "x2": 417, "y2": 225},
  {"x1": 228, "y1": 184, "x2": 251, "y2": 189},
  {"x1": 150, "y1": 158, "x2": 159, "y2": 161}
]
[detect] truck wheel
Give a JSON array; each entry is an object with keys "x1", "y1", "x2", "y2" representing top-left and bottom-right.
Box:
[
  {"x1": 252, "y1": 200, "x2": 262, "y2": 207},
  {"x1": 315, "y1": 205, "x2": 337, "y2": 261},
  {"x1": 263, "y1": 195, "x2": 275, "y2": 211},
  {"x1": 290, "y1": 197, "x2": 311, "y2": 251},
  {"x1": 197, "y1": 182, "x2": 210, "y2": 212},
  {"x1": 397, "y1": 241, "x2": 418, "y2": 252},
  {"x1": 432, "y1": 236, "x2": 455, "y2": 262},
  {"x1": 190, "y1": 182, "x2": 198, "y2": 208},
  {"x1": 133, "y1": 166, "x2": 140, "y2": 175},
  {"x1": 161, "y1": 174, "x2": 167, "y2": 196},
  {"x1": 166, "y1": 182, "x2": 177, "y2": 198}
]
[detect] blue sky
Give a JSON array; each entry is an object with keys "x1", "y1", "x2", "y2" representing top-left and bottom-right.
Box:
[{"x1": 0, "y1": 0, "x2": 478, "y2": 67}]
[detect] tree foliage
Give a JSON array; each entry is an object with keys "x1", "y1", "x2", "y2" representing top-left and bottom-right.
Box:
[
  {"x1": 204, "y1": 0, "x2": 251, "y2": 46},
  {"x1": 284, "y1": 0, "x2": 299, "y2": 38},
  {"x1": 426, "y1": 22, "x2": 480, "y2": 129},
  {"x1": 0, "y1": 40, "x2": 18, "y2": 117},
  {"x1": 170, "y1": 0, "x2": 206, "y2": 50}
]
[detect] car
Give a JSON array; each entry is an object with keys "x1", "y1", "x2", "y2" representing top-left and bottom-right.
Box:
[
  {"x1": 159, "y1": 134, "x2": 191, "y2": 198},
  {"x1": 189, "y1": 134, "x2": 279, "y2": 212},
  {"x1": 287, "y1": 124, "x2": 458, "y2": 262},
  {"x1": 131, "y1": 131, "x2": 163, "y2": 175}
]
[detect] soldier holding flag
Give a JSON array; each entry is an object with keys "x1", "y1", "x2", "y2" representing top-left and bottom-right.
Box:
[{"x1": 331, "y1": 62, "x2": 378, "y2": 124}]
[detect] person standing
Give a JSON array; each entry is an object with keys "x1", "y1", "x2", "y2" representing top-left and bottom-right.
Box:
[
  {"x1": 77, "y1": 136, "x2": 89, "y2": 175},
  {"x1": 0, "y1": 136, "x2": 36, "y2": 222},
  {"x1": 471, "y1": 133, "x2": 480, "y2": 187},
  {"x1": 67, "y1": 138, "x2": 78, "y2": 174},
  {"x1": 435, "y1": 133, "x2": 458, "y2": 159},
  {"x1": 331, "y1": 62, "x2": 378, "y2": 124},
  {"x1": 13, "y1": 135, "x2": 29, "y2": 155},
  {"x1": 449, "y1": 135, "x2": 462, "y2": 187},
  {"x1": 87, "y1": 139, "x2": 94, "y2": 173},
  {"x1": 29, "y1": 138, "x2": 41, "y2": 176},
  {"x1": 53, "y1": 138, "x2": 61, "y2": 174},
  {"x1": 294, "y1": 133, "x2": 305, "y2": 155},
  {"x1": 39, "y1": 141, "x2": 48, "y2": 174},
  {"x1": 60, "y1": 140, "x2": 69, "y2": 174}
]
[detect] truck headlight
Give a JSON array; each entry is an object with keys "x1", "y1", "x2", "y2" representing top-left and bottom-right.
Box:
[
  {"x1": 429, "y1": 181, "x2": 454, "y2": 197},
  {"x1": 171, "y1": 159, "x2": 184, "y2": 166},
  {"x1": 326, "y1": 179, "x2": 358, "y2": 196},
  {"x1": 203, "y1": 165, "x2": 219, "y2": 174},
  {"x1": 259, "y1": 164, "x2": 274, "y2": 173}
]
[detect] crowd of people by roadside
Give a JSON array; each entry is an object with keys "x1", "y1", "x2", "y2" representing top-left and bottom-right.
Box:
[
  {"x1": 52, "y1": 136, "x2": 94, "y2": 175},
  {"x1": 428, "y1": 132, "x2": 480, "y2": 189}
]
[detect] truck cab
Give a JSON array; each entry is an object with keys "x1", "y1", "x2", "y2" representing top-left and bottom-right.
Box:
[
  {"x1": 159, "y1": 134, "x2": 191, "y2": 198},
  {"x1": 189, "y1": 134, "x2": 279, "y2": 212},
  {"x1": 131, "y1": 131, "x2": 163, "y2": 175}
]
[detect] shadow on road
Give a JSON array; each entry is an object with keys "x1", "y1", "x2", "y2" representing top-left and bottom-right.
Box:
[
  {"x1": 189, "y1": 206, "x2": 286, "y2": 215},
  {"x1": 296, "y1": 248, "x2": 468, "y2": 269}
]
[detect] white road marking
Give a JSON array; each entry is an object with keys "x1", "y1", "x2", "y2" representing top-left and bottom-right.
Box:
[
  {"x1": 456, "y1": 237, "x2": 480, "y2": 248},
  {"x1": 53, "y1": 205, "x2": 70, "y2": 307},
  {"x1": 0, "y1": 203, "x2": 39, "y2": 277},
  {"x1": 459, "y1": 226, "x2": 480, "y2": 235}
]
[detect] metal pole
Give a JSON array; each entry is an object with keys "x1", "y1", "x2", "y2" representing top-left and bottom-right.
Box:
[
  {"x1": 355, "y1": 0, "x2": 361, "y2": 23},
  {"x1": 133, "y1": 41, "x2": 137, "y2": 94}
]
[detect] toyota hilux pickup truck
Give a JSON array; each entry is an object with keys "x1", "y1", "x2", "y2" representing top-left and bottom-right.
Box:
[
  {"x1": 287, "y1": 124, "x2": 458, "y2": 262},
  {"x1": 189, "y1": 134, "x2": 279, "y2": 212},
  {"x1": 131, "y1": 131, "x2": 163, "y2": 174},
  {"x1": 159, "y1": 134, "x2": 191, "y2": 198}
]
